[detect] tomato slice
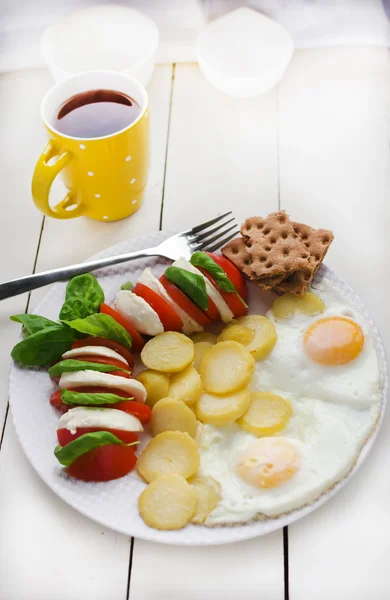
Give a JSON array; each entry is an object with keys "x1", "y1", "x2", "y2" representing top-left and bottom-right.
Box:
[
  {"x1": 197, "y1": 267, "x2": 247, "y2": 318},
  {"x1": 107, "y1": 370, "x2": 131, "y2": 379},
  {"x1": 100, "y1": 303, "x2": 145, "y2": 352},
  {"x1": 207, "y1": 252, "x2": 247, "y2": 300},
  {"x1": 112, "y1": 401, "x2": 151, "y2": 423},
  {"x1": 66, "y1": 444, "x2": 137, "y2": 482},
  {"x1": 50, "y1": 390, "x2": 68, "y2": 413},
  {"x1": 72, "y1": 355, "x2": 131, "y2": 371},
  {"x1": 57, "y1": 427, "x2": 138, "y2": 446},
  {"x1": 132, "y1": 283, "x2": 183, "y2": 331},
  {"x1": 159, "y1": 275, "x2": 211, "y2": 327},
  {"x1": 71, "y1": 337, "x2": 134, "y2": 367}
]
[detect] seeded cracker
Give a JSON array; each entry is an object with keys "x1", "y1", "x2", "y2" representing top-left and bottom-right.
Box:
[
  {"x1": 240, "y1": 212, "x2": 312, "y2": 285},
  {"x1": 274, "y1": 222, "x2": 334, "y2": 294}
]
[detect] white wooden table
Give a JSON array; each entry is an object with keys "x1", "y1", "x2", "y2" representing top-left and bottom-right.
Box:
[{"x1": 0, "y1": 48, "x2": 389, "y2": 600}]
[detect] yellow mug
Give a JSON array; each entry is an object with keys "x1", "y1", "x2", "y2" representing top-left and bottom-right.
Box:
[{"x1": 32, "y1": 71, "x2": 149, "y2": 221}]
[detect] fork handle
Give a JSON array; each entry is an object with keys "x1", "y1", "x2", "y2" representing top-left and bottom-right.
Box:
[{"x1": 0, "y1": 247, "x2": 160, "y2": 301}]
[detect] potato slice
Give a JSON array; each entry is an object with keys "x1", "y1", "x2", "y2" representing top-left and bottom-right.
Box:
[
  {"x1": 191, "y1": 332, "x2": 217, "y2": 345},
  {"x1": 199, "y1": 341, "x2": 255, "y2": 394},
  {"x1": 235, "y1": 315, "x2": 277, "y2": 360},
  {"x1": 141, "y1": 332, "x2": 194, "y2": 373},
  {"x1": 218, "y1": 323, "x2": 254, "y2": 345},
  {"x1": 137, "y1": 431, "x2": 199, "y2": 483},
  {"x1": 190, "y1": 476, "x2": 221, "y2": 524},
  {"x1": 272, "y1": 292, "x2": 325, "y2": 320},
  {"x1": 196, "y1": 387, "x2": 251, "y2": 426},
  {"x1": 135, "y1": 369, "x2": 170, "y2": 408},
  {"x1": 139, "y1": 473, "x2": 197, "y2": 530},
  {"x1": 169, "y1": 365, "x2": 203, "y2": 406},
  {"x1": 238, "y1": 391, "x2": 292, "y2": 436},
  {"x1": 193, "y1": 341, "x2": 213, "y2": 371},
  {"x1": 151, "y1": 398, "x2": 198, "y2": 438}
]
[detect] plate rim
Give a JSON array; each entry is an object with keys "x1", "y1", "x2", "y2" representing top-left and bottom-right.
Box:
[{"x1": 8, "y1": 230, "x2": 388, "y2": 546}]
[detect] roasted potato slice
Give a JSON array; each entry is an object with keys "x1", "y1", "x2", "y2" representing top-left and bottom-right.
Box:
[
  {"x1": 191, "y1": 332, "x2": 217, "y2": 345},
  {"x1": 235, "y1": 315, "x2": 277, "y2": 360},
  {"x1": 218, "y1": 323, "x2": 254, "y2": 346},
  {"x1": 238, "y1": 391, "x2": 292, "y2": 436},
  {"x1": 190, "y1": 476, "x2": 221, "y2": 524},
  {"x1": 151, "y1": 397, "x2": 198, "y2": 438},
  {"x1": 137, "y1": 431, "x2": 199, "y2": 483},
  {"x1": 141, "y1": 332, "x2": 194, "y2": 373},
  {"x1": 199, "y1": 341, "x2": 255, "y2": 394},
  {"x1": 135, "y1": 369, "x2": 170, "y2": 408},
  {"x1": 196, "y1": 387, "x2": 251, "y2": 426},
  {"x1": 193, "y1": 341, "x2": 214, "y2": 371},
  {"x1": 169, "y1": 365, "x2": 203, "y2": 406},
  {"x1": 139, "y1": 473, "x2": 197, "y2": 530},
  {"x1": 272, "y1": 292, "x2": 325, "y2": 320}
]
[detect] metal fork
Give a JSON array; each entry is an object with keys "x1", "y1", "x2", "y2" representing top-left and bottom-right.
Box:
[{"x1": 0, "y1": 212, "x2": 239, "y2": 300}]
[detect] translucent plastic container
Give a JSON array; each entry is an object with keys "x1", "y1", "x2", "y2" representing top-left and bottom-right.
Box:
[{"x1": 196, "y1": 8, "x2": 294, "y2": 98}]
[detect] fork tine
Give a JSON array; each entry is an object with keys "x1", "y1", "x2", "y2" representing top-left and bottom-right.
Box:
[
  {"x1": 193, "y1": 217, "x2": 235, "y2": 243},
  {"x1": 203, "y1": 230, "x2": 240, "y2": 253},
  {"x1": 189, "y1": 212, "x2": 233, "y2": 235},
  {"x1": 198, "y1": 224, "x2": 238, "y2": 251}
]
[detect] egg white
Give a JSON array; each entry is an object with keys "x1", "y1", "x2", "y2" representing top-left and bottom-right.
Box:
[{"x1": 197, "y1": 278, "x2": 382, "y2": 525}]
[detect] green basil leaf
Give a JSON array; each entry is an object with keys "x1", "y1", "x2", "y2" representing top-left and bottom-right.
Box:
[
  {"x1": 61, "y1": 389, "x2": 132, "y2": 406},
  {"x1": 63, "y1": 313, "x2": 132, "y2": 351},
  {"x1": 54, "y1": 431, "x2": 127, "y2": 467},
  {"x1": 11, "y1": 326, "x2": 75, "y2": 367},
  {"x1": 48, "y1": 359, "x2": 129, "y2": 377},
  {"x1": 165, "y1": 266, "x2": 208, "y2": 311},
  {"x1": 59, "y1": 274, "x2": 105, "y2": 321},
  {"x1": 10, "y1": 314, "x2": 60, "y2": 337},
  {"x1": 120, "y1": 281, "x2": 134, "y2": 291},
  {"x1": 190, "y1": 252, "x2": 237, "y2": 293}
]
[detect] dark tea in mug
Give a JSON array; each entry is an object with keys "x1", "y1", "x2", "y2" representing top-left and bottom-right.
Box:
[{"x1": 54, "y1": 89, "x2": 141, "y2": 138}]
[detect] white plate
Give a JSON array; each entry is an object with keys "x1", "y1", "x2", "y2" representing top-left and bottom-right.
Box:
[{"x1": 8, "y1": 231, "x2": 388, "y2": 546}]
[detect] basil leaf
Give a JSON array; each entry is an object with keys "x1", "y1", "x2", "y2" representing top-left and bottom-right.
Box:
[
  {"x1": 11, "y1": 326, "x2": 75, "y2": 367},
  {"x1": 62, "y1": 389, "x2": 132, "y2": 406},
  {"x1": 10, "y1": 314, "x2": 60, "y2": 337},
  {"x1": 48, "y1": 359, "x2": 129, "y2": 377},
  {"x1": 190, "y1": 252, "x2": 236, "y2": 293},
  {"x1": 59, "y1": 274, "x2": 105, "y2": 321},
  {"x1": 55, "y1": 431, "x2": 126, "y2": 467},
  {"x1": 120, "y1": 281, "x2": 134, "y2": 291},
  {"x1": 63, "y1": 313, "x2": 132, "y2": 351},
  {"x1": 165, "y1": 266, "x2": 208, "y2": 311}
]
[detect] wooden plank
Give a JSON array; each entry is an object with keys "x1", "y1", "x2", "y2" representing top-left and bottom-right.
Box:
[
  {"x1": 0, "y1": 70, "x2": 48, "y2": 427},
  {"x1": 130, "y1": 64, "x2": 284, "y2": 600},
  {"x1": 0, "y1": 65, "x2": 173, "y2": 600},
  {"x1": 277, "y1": 48, "x2": 390, "y2": 599}
]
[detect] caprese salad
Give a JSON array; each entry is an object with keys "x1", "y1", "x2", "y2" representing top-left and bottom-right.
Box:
[{"x1": 10, "y1": 251, "x2": 247, "y2": 484}]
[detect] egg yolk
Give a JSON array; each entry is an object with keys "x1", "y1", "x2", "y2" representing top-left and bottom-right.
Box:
[
  {"x1": 236, "y1": 438, "x2": 299, "y2": 489},
  {"x1": 304, "y1": 316, "x2": 364, "y2": 365}
]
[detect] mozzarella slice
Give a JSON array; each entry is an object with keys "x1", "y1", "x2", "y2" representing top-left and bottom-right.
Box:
[
  {"x1": 172, "y1": 257, "x2": 234, "y2": 323},
  {"x1": 115, "y1": 290, "x2": 163, "y2": 336},
  {"x1": 62, "y1": 346, "x2": 129, "y2": 366},
  {"x1": 59, "y1": 371, "x2": 147, "y2": 403},
  {"x1": 58, "y1": 406, "x2": 143, "y2": 434},
  {"x1": 138, "y1": 268, "x2": 203, "y2": 335}
]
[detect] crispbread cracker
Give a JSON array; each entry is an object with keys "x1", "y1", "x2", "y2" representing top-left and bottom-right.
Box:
[
  {"x1": 222, "y1": 212, "x2": 333, "y2": 296},
  {"x1": 221, "y1": 237, "x2": 286, "y2": 290},
  {"x1": 240, "y1": 212, "x2": 312, "y2": 283},
  {"x1": 274, "y1": 222, "x2": 334, "y2": 294}
]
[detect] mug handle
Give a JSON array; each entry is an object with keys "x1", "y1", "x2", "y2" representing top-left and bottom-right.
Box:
[{"x1": 32, "y1": 140, "x2": 85, "y2": 219}]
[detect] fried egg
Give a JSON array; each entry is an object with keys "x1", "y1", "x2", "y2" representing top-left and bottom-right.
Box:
[
  {"x1": 196, "y1": 278, "x2": 382, "y2": 525},
  {"x1": 257, "y1": 281, "x2": 382, "y2": 408},
  {"x1": 198, "y1": 395, "x2": 379, "y2": 523}
]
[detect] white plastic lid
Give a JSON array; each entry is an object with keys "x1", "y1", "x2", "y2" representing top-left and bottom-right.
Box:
[{"x1": 197, "y1": 7, "x2": 294, "y2": 80}]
